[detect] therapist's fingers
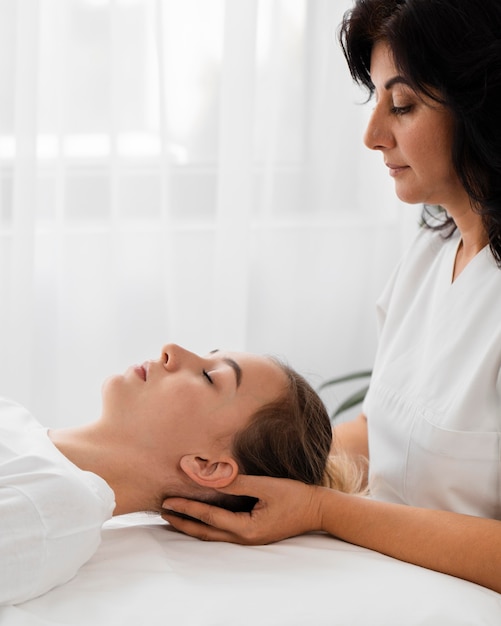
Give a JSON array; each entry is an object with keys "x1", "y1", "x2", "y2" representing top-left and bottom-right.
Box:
[
  {"x1": 161, "y1": 504, "x2": 252, "y2": 543},
  {"x1": 161, "y1": 474, "x2": 322, "y2": 545},
  {"x1": 161, "y1": 474, "x2": 274, "y2": 540},
  {"x1": 161, "y1": 475, "x2": 269, "y2": 543}
]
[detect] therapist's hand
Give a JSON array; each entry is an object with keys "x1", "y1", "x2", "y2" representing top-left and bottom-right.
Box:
[{"x1": 161, "y1": 474, "x2": 325, "y2": 545}]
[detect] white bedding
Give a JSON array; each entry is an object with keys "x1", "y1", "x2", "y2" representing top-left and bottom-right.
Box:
[{"x1": 1, "y1": 513, "x2": 500, "y2": 626}]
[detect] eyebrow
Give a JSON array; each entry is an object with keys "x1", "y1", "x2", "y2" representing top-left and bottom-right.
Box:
[
  {"x1": 384, "y1": 76, "x2": 411, "y2": 91},
  {"x1": 209, "y1": 349, "x2": 242, "y2": 388}
]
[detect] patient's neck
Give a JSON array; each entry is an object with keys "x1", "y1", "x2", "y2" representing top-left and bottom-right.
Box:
[{"x1": 48, "y1": 424, "x2": 180, "y2": 516}]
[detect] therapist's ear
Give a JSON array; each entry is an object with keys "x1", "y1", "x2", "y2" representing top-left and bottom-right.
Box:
[{"x1": 180, "y1": 454, "x2": 239, "y2": 488}]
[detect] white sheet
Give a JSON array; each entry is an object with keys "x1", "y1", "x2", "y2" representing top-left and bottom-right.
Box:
[{"x1": 1, "y1": 513, "x2": 500, "y2": 626}]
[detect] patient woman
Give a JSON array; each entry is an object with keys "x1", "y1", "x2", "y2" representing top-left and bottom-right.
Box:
[{"x1": 0, "y1": 342, "x2": 362, "y2": 605}]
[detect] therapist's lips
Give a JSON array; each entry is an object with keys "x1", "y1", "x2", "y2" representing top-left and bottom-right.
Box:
[{"x1": 386, "y1": 162, "x2": 410, "y2": 177}]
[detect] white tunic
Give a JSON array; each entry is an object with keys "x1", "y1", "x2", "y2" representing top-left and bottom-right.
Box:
[
  {"x1": 0, "y1": 397, "x2": 115, "y2": 605},
  {"x1": 364, "y1": 227, "x2": 501, "y2": 519}
]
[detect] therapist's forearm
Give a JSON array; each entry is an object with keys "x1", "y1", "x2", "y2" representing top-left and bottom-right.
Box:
[{"x1": 316, "y1": 488, "x2": 501, "y2": 594}]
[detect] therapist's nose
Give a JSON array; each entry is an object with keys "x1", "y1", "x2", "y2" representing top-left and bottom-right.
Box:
[{"x1": 363, "y1": 105, "x2": 395, "y2": 151}]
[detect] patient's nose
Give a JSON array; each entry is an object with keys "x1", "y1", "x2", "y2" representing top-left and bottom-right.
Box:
[
  {"x1": 162, "y1": 343, "x2": 199, "y2": 371},
  {"x1": 162, "y1": 343, "x2": 178, "y2": 370}
]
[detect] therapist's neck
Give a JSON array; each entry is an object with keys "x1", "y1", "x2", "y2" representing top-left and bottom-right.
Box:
[{"x1": 447, "y1": 208, "x2": 488, "y2": 281}]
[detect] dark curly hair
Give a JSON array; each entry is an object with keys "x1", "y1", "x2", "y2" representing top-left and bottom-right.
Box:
[{"x1": 339, "y1": 0, "x2": 501, "y2": 266}]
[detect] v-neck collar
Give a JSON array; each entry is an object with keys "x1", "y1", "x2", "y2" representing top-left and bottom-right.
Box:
[{"x1": 447, "y1": 234, "x2": 490, "y2": 287}]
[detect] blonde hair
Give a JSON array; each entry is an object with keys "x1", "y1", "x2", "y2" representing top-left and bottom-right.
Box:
[{"x1": 323, "y1": 452, "x2": 367, "y2": 495}]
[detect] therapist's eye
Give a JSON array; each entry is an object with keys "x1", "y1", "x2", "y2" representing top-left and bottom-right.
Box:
[{"x1": 391, "y1": 104, "x2": 412, "y2": 115}]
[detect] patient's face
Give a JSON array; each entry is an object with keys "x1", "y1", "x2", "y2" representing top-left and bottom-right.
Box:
[{"x1": 101, "y1": 343, "x2": 285, "y2": 459}]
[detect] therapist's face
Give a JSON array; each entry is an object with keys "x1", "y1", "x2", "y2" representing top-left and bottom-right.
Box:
[
  {"x1": 363, "y1": 41, "x2": 469, "y2": 213},
  {"x1": 101, "y1": 343, "x2": 286, "y2": 459}
]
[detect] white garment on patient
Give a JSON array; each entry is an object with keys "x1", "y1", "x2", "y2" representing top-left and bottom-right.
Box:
[
  {"x1": 364, "y1": 227, "x2": 501, "y2": 519},
  {"x1": 0, "y1": 397, "x2": 115, "y2": 605}
]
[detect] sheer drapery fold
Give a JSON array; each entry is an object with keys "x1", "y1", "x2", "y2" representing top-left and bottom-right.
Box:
[
  {"x1": 0, "y1": 0, "x2": 418, "y2": 425},
  {"x1": 211, "y1": 0, "x2": 257, "y2": 349},
  {"x1": 7, "y1": 0, "x2": 39, "y2": 401}
]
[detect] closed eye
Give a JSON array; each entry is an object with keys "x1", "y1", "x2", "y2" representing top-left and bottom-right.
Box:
[{"x1": 203, "y1": 369, "x2": 213, "y2": 384}]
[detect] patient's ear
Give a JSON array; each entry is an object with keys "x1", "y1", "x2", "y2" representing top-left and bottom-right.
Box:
[{"x1": 180, "y1": 454, "x2": 239, "y2": 488}]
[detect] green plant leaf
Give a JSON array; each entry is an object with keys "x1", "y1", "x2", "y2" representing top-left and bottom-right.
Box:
[
  {"x1": 331, "y1": 385, "x2": 370, "y2": 419},
  {"x1": 317, "y1": 370, "x2": 372, "y2": 392}
]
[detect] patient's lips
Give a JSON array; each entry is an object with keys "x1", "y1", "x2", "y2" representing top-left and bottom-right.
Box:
[{"x1": 133, "y1": 364, "x2": 147, "y2": 381}]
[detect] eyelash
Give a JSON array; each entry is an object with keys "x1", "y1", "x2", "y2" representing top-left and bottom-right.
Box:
[
  {"x1": 203, "y1": 369, "x2": 213, "y2": 384},
  {"x1": 391, "y1": 105, "x2": 412, "y2": 116}
]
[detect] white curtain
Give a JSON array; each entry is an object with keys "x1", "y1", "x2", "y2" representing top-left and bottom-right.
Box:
[{"x1": 0, "y1": 0, "x2": 419, "y2": 426}]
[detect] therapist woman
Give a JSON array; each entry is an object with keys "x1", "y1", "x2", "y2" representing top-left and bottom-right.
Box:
[{"x1": 161, "y1": 0, "x2": 501, "y2": 595}]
